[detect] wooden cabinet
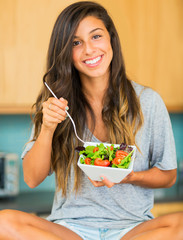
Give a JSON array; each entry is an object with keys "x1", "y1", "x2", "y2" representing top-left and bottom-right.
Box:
[
  {"x1": 0, "y1": 0, "x2": 183, "y2": 114},
  {"x1": 118, "y1": 0, "x2": 183, "y2": 112},
  {"x1": 0, "y1": 0, "x2": 51, "y2": 114}
]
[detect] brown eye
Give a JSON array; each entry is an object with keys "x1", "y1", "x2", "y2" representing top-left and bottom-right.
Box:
[
  {"x1": 73, "y1": 40, "x2": 81, "y2": 46},
  {"x1": 93, "y1": 34, "x2": 101, "y2": 40}
]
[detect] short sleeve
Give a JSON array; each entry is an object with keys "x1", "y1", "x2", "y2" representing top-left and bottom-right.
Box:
[
  {"x1": 150, "y1": 92, "x2": 177, "y2": 170},
  {"x1": 21, "y1": 126, "x2": 35, "y2": 160}
]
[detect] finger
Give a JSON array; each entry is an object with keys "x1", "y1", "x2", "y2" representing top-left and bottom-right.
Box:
[
  {"x1": 46, "y1": 106, "x2": 67, "y2": 120},
  {"x1": 46, "y1": 110, "x2": 66, "y2": 122},
  {"x1": 42, "y1": 104, "x2": 66, "y2": 121},
  {"x1": 43, "y1": 115, "x2": 62, "y2": 124},
  {"x1": 49, "y1": 97, "x2": 69, "y2": 111},
  {"x1": 60, "y1": 97, "x2": 68, "y2": 106},
  {"x1": 43, "y1": 99, "x2": 67, "y2": 119},
  {"x1": 48, "y1": 101, "x2": 68, "y2": 114},
  {"x1": 44, "y1": 97, "x2": 68, "y2": 114},
  {"x1": 100, "y1": 175, "x2": 115, "y2": 188},
  {"x1": 88, "y1": 177, "x2": 105, "y2": 187}
]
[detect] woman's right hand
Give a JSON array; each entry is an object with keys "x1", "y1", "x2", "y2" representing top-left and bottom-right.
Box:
[{"x1": 42, "y1": 97, "x2": 69, "y2": 132}]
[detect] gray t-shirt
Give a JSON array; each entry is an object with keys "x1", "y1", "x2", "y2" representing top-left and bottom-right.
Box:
[{"x1": 21, "y1": 81, "x2": 177, "y2": 229}]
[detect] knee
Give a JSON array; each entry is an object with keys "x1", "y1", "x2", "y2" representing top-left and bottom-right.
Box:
[
  {"x1": 171, "y1": 212, "x2": 183, "y2": 240},
  {"x1": 176, "y1": 225, "x2": 183, "y2": 240},
  {"x1": 177, "y1": 212, "x2": 183, "y2": 236},
  {"x1": 0, "y1": 209, "x2": 20, "y2": 230},
  {"x1": 173, "y1": 212, "x2": 183, "y2": 227}
]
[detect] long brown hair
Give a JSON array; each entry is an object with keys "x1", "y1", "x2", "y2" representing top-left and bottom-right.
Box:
[{"x1": 32, "y1": 1, "x2": 143, "y2": 196}]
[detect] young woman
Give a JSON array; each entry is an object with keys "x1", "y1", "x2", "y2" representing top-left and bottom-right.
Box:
[{"x1": 0, "y1": 1, "x2": 182, "y2": 240}]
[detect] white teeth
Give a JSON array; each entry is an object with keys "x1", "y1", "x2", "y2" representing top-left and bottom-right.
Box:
[{"x1": 85, "y1": 56, "x2": 101, "y2": 65}]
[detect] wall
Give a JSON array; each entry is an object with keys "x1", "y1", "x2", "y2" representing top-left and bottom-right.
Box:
[
  {"x1": 0, "y1": 114, "x2": 183, "y2": 200},
  {"x1": 0, "y1": 115, "x2": 55, "y2": 192}
]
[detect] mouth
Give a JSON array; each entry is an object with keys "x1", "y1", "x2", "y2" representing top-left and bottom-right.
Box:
[{"x1": 83, "y1": 55, "x2": 103, "y2": 66}]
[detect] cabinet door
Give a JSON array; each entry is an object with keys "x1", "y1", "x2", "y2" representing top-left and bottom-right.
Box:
[
  {"x1": 113, "y1": 0, "x2": 183, "y2": 112},
  {"x1": 0, "y1": 0, "x2": 183, "y2": 113},
  {"x1": 0, "y1": 0, "x2": 50, "y2": 113}
]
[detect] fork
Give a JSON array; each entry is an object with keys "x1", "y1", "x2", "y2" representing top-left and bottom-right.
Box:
[{"x1": 44, "y1": 81, "x2": 85, "y2": 144}]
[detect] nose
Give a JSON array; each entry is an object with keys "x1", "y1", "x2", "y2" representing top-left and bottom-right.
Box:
[{"x1": 84, "y1": 41, "x2": 95, "y2": 55}]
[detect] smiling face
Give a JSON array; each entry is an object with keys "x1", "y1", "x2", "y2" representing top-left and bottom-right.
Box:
[{"x1": 72, "y1": 16, "x2": 113, "y2": 81}]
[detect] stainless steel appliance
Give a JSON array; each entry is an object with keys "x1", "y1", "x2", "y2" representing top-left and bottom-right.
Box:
[{"x1": 0, "y1": 152, "x2": 19, "y2": 197}]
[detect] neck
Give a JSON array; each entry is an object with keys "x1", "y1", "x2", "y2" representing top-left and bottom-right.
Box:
[{"x1": 80, "y1": 75, "x2": 109, "y2": 103}]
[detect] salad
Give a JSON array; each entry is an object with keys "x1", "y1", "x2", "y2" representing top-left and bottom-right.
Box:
[{"x1": 77, "y1": 143, "x2": 134, "y2": 169}]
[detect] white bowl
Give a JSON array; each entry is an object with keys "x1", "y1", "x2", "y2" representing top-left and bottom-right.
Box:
[{"x1": 77, "y1": 142, "x2": 136, "y2": 183}]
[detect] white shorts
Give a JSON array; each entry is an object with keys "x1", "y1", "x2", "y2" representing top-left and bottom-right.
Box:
[{"x1": 55, "y1": 220, "x2": 139, "y2": 240}]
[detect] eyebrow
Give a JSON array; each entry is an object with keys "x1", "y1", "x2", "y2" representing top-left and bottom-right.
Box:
[{"x1": 74, "y1": 27, "x2": 104, "y2": 39}]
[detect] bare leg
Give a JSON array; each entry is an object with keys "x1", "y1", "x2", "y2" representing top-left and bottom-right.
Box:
[
  {"x1": 121, "y1": 212, "x2": 183, "y2": 240},
  {"x1": 0, "y1": 209, "x2": 83, "y2": 240}
]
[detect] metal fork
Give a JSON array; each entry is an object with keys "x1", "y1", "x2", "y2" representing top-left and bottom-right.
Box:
[{"x1": 44, "y1": 81, "x2": 85, "y2": 144}]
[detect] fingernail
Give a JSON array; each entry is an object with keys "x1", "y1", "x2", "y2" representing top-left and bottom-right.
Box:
[
  {"x1": 60, "y1": 97, "x2": 64, "y2": 102},
  {"x1": 100, "y1": 177, "x2": 104, "y2": 180},
  {"x1": 65, "y1": 106, "x2": 69, "y2": 111}
]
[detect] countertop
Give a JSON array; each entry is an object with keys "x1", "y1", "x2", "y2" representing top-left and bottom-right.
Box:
[
  {"x1": 0, "y1": 191, "x2": 182, "y2": 217},
  {"x1": 0, "y1": 191, "x2": 55, "y2": 215}
]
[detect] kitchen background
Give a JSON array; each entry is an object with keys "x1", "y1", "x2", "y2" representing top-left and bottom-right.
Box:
[
  {"x1": 0, "y1": 113, "x2": 183, "y2": 200},
  {"x1": 0, "y1": 0, "x2": 183, "y2": 215}
]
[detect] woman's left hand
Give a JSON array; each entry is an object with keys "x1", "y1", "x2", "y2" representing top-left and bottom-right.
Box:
[
  {"x1": 88, "y1": 171, "x2": 135, "y2": 188},
  {"x1": 89, "y1": 167, "x2": 177, "y2": 188}
]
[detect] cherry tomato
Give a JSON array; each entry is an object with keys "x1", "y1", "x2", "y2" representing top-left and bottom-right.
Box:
[
  {"x1": 93, "y1": 147, "x2": 99, "y2": 153},
  {"x1": 84, "y1": 158, "x2": 92, "y2": 165},
  {"x1": 112, "y1": 157, "x2": 123, "y2": 165},
  {"x1": 94, "y1": 158, "x2": 110, "y2": 167},
  {"x1": 115, "y1": 150, "x2": 128, "y2": 158},
  {"x1": 106, "y1": 146, "x2": 113, "y2": 150}
]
